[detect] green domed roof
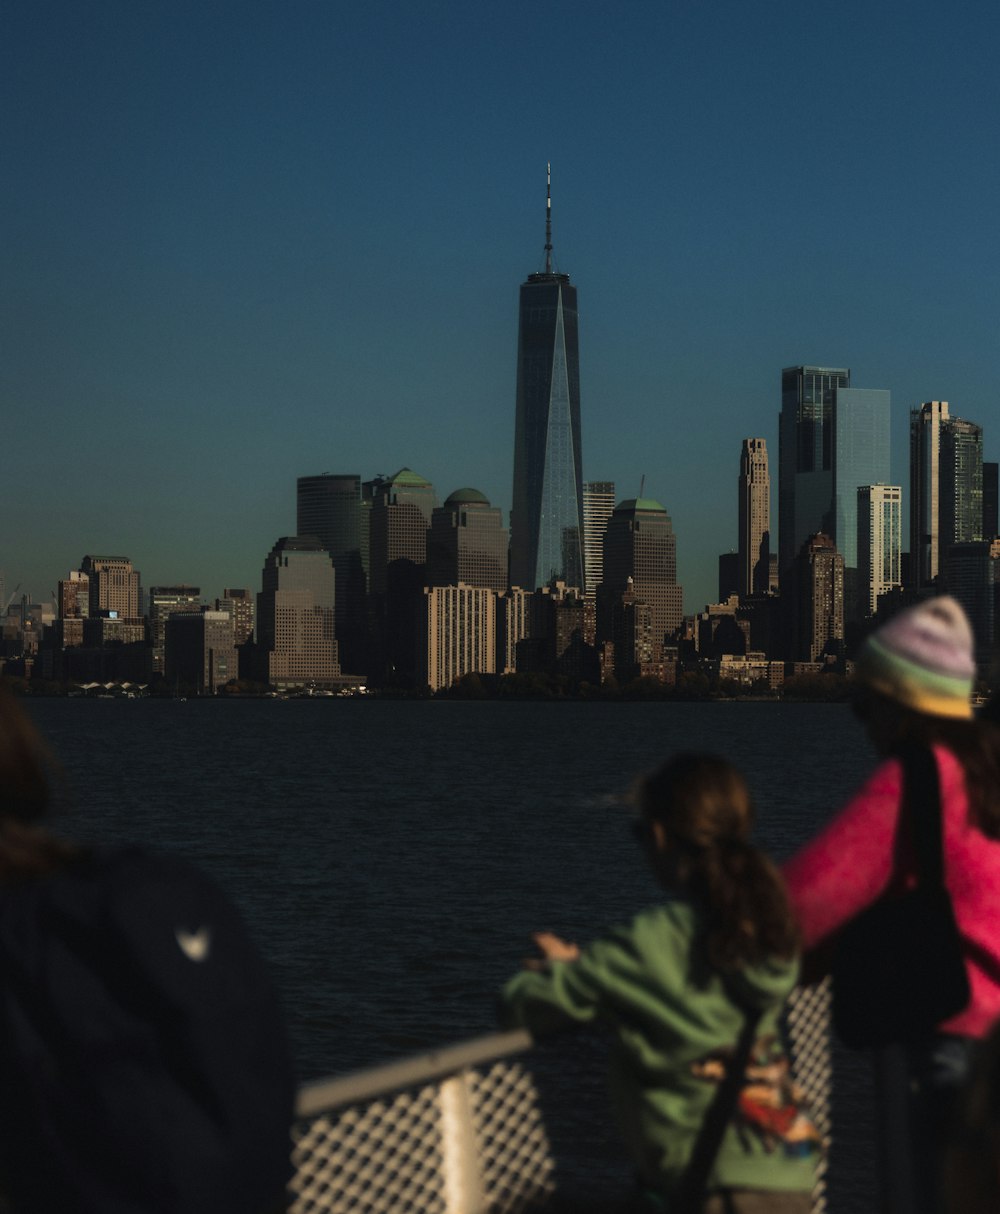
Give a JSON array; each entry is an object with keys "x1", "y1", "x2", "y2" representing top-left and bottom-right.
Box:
[
  {"x1": 445, "y1": 487, "x2": 490, "y2": 506},
  {"x1": 388, "y1": 467, "x2": 431, "y2": 488},
  {"x1": 615, "y1": 497, "x2": 666, "y2": 514}
]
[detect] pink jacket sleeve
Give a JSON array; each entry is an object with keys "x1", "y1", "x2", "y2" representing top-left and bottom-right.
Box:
[{"x1": 782, "y1": 755, "x2": 905, "y2": 950}]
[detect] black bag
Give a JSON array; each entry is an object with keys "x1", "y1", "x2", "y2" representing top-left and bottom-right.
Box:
[
  {"x1": 832, "y1": 745, "x2": 970, "y2": 1049},
  {"x1": 0, "y1": 847, "x2": 296, "y2": 1214}
]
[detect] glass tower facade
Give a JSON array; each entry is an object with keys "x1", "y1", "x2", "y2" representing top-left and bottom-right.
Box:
[
  {"x1": 510, "y1": 191, "x2": 583, "y2": 592},
  {"x1": 831, "y1": 387, "x2": 891, "y2": 568},
  {"x1": 778, "y1": 366, "x2": 851, "y2": 578}
]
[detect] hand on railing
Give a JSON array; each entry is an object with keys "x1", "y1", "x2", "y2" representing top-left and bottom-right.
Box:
[{"x1": 522, "y1": 931, "x2": 581, "y2": 971}]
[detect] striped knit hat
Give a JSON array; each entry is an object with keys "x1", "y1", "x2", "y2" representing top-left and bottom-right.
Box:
[{"x1": 856, "y1": 596, "x2": 975, "y2": 720}]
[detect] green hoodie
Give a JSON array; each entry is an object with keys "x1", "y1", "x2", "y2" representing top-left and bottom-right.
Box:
[{"x1": 499, "y1": 899, "x2": 818, "y2": 1198}]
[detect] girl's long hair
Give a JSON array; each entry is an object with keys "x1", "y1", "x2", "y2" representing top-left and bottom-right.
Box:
[{"x1": 636, "y1": 752, "x2": 798, "y2": 969}]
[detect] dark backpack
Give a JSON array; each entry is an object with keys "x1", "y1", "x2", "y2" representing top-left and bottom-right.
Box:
[{"x1": 0, "y1": 847, "x2": 296, "y2": 1213}]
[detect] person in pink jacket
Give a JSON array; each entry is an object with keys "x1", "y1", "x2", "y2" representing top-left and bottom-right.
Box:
[{"x1": 783, "y1": 596, "x2": 1000, "y2": 1212}]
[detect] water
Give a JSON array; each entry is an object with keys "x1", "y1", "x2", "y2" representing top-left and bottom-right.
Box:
[{"x1": 24, "y1": 698, "x2": 878, "y2": 1208}]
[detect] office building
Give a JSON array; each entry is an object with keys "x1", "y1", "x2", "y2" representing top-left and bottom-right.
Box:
[
  {"x1": 368, "y1": 468, "x2": 436, "y2": 685},
  {"x1": 165, "y1": 610, "x2": 238, "y2": 695},
  {"x1": 147, "y1": 586, "x2": 201, "y2": 676},
  {"x1": 419, "y1": 585, "x2": 498, "y2": 693},
  {"x1": 510, "y1": 167, "x2": 584, "y2": 592},
  {"x1": 583, "y1": 482, "x2": 615, "y2": 597},
  {"x1": 254, "y1": 536, "x2": 339, "y2": 689},
  {"x1": 427, "y1": 489, "x2": 508, "y2": 592},
  {"x1": 58, "y1": 571, "x2": 90, "y2": 620},
  {"x1": 857, "y1": 485, "x2": 902, "y2": 619},
  {"x1": 80, "y1": 555, "x2": 141, "y2": 618},
  {"x1": 296, "y1": 474, "x2": 366, "y2": 670},
  {"x1": 216, "y1": 588, "x2": 255, "y2": 646},
  {"x1": 598, "y1": 497, "x2": 683, "y2": 662},
  {"x1": 943, "y1": 541, "x2": 998, "y2": 677},
  {"x1": 737, "y1": 439, "x2": 770, "y2": 598},
  {"x1": 778, "y1": 366, "x2": 850, "y2": 580}
]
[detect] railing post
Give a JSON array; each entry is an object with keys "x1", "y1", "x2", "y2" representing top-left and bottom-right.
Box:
[{"x1": 439, "y1": 1069, "x2": 485, "y2": 1214}]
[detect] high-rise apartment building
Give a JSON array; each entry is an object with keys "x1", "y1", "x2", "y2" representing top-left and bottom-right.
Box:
[
  {"x1": 857, "y1": 485, "x2": 902, "y2": 619},
  {"x1": 793, "y1": 534, "x2": 844, "y2": 662},
  {"x1": 984, "y1": 462, "x2": 999, "y2": 539},
  {"x1": 296, "y1": 474, "x2": 366, "y2": 670},
  {"x1": 58, "y1": 571, "x2": 90, "y2": 620},
  {"x1": 418, "y1": 585, "x2": 498, "y2": 693},
  {"x1": 910, "y1": 401, "x2": 950, "y2": 586},
  {"x1": 941, "y1": 417, "x2": 984, "y2": 549},
  {"x1": 254, "y1": 536, "x2": 339, "y2": 689},
  {"x1": 427, "y1": 489, "x2": 508, "y2": 591},
  {"x1": 583, "y1": 482, "x2": 615, "y2": 597},
  {"x1": 510, "y1": 168, "x2": 583, "y2": 592},
  {"x1": 80, "y1": 555, "x2": 140, "y2": 618},
  {"x1": 911, "y1": 403, "x2": 984, "y2": 587},
  {"x1": 737, "y1": 439, "x2": 770, "y2": 598},
  {"x1": 599, "y1": 497, "x2": 683, "y2": 660},
  {"x1": 778, "y1": 366, "x2": 850, "y2": 580}
]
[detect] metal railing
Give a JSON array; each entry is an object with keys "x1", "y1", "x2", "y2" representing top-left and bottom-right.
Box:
[{"x1": 289, "y1": 981, "x2": 833, "y2": 1214}]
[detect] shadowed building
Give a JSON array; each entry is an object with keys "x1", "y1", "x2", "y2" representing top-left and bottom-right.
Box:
[
  {"x1": 147, "y1": 586, "x2": 201, "y2": 676},
  {"x1": 297, "y1": 474, "x2": 367, "y2": 672},
  {"x1": 911, "y1": 403, "x2": 984, "y2": 588},
  {"x1": 368, "y1": 468, "x2": 436, "y2": 686},
  {"x1": 427, "y1": 489, "x2": 508, "y2": 592},
  {"x1": 215, "y1": 588, "x2": 255, "y2": 646},
  {"x1": 254, "y1": 536, "x2": 340, "y2": 690},
  {"x1": 598, "y1": 498, "x2": 683, "y2": 667},
  {"x1": 793, "y1": 533, "x2": 844, "y2": 662},
  {"x1": 165, "y1": 610, "x2": 237, "y2": 695},
  {"x1": 510, "y1": 167, "x2": 583, "y2": 592}
]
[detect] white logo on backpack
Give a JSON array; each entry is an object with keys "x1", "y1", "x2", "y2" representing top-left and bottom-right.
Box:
[{"x1": 175, "y1": 926, "x2": 212, "y2": 962}]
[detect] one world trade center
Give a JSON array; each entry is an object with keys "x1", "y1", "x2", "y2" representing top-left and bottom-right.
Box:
[{"x1": 509, "y1": 166, "x2": 584, "y2": 592}]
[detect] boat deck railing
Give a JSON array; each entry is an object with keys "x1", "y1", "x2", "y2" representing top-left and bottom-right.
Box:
[{"x1": 288, "y1": 980, "x2": 833, "y2": 1214}]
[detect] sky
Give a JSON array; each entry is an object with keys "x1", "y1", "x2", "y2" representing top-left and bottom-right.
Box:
[{"x1": 3, "y1": 0, "x2": 999, "y2": 613}]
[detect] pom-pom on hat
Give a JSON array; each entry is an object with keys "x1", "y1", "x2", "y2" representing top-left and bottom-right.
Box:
[{"x1": 856, "y1": 596, "x2": 975, "y2": 720}]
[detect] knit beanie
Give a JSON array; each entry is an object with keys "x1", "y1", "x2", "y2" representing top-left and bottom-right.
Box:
[{"x1": 856, "y1": 596, "x2": 975, "y2": 720}]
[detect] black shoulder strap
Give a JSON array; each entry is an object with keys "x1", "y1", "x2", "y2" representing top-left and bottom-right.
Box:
[
  {"x1": 672, "y1": 996, "x2": 763, "y2": 1214},
  {"x1": 896, "y1": 743, "x2": 945, "y2": 888}
]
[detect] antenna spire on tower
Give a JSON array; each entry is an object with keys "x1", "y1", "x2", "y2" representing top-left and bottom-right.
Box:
[{"x1": 544, "y1": 162, "x2": 553, "y2": 273}]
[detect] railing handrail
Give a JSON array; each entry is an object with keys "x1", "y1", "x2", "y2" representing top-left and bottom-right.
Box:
[{"x1": 294, "y1": 1027, "x2": 534, "y2": 1119}]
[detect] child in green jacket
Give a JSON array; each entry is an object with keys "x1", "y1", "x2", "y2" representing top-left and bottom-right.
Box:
[{"x1": 499, "y1": 753, "x2": 819, "y2": 1213}]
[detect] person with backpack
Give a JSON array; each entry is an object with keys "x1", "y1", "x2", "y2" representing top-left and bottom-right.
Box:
[
  {"x1": 0, "y1": 689, "x2": 296, "y2": 1214},
  {"x1": 499, "y1": 753, "x2": 820, "y2": 1213},
  {"x1": 782, "y1": 596, "x2": 1000, "y2": 1214}
]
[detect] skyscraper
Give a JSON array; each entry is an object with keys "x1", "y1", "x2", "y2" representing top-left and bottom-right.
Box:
[
  {"x1": 427, "y1": 489, "x2": 508, "y2": 591},
  {"x1": 147, "y1": 585, "x2": 202, "y2": 675},
  {"x1": 599, "y1": 497, "x2": 683, "y2": 660},
  {"x1": 582, "y1": 481, "x2": 615, "y2": 597},
  {"x1": 857, "y1": 485, "x2": 902, "y2": 618},
  {"x1": 910, "y1": 401, "x2": 950, "y2": 587},
  {"x1": 793, "y1": 533, "x2": 844, "y2": 662},
  {"x1": 778, "y1": 366, "x2": 850, "y2": 580},
  {"x1": 80, "y1": 555, "x2": 141, "y2": 618},
  {"x1": 254, "y1": 536, "x2": 339, "y2": 689},
  {"x1": 510, "y1": 167, "x2": 583, "y2": 592},
  {"x1": 737, "y1": 439, "x2": 770, "y2": 598},
  {"x1": 910, "y1": 403, "x2": 984, "y2": 587},
  {"x1": 296, "y1": 474, "x2": 366, "y2": 671}
]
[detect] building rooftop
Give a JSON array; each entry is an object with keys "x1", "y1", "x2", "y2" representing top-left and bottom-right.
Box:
[
  {"x1": 615, "y1": 497, "x2": 666, "y2": 514},
  {"x1": 444, "y1": 488, "x2": 490, "y2": 506}
]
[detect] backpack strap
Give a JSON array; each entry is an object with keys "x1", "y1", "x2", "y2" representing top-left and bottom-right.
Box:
[
  {"x1": 671, "y1": 991, "x2": 763, "y2": 1214},
  {"x1": 895, "y1": 744, "x2": 946, "y2": 889}
]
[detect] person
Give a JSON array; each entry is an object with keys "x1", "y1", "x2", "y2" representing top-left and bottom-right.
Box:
[
  {"x1": 0, "y1": 689, "x2": 296, "y2": 1214},
  {"x1": 782, "y1": 595, "x2": 1000, "y2": 1212},
  {"x1": 499, "y1": 753, "x2": 820, "y2": 1213}
]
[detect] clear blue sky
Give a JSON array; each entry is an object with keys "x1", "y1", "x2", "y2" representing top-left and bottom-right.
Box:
[{"x1": 3, "y1": 0, "x2": 998, "y2": 612}]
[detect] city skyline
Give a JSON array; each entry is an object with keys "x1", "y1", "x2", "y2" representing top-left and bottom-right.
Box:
[{"x1": 4, "y1": 0, "x2": 1000, "y2": 611}]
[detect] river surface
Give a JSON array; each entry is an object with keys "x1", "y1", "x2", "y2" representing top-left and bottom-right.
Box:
[{"x1": 24, "y1": 698, "x2": 879, "y2": 1210}]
